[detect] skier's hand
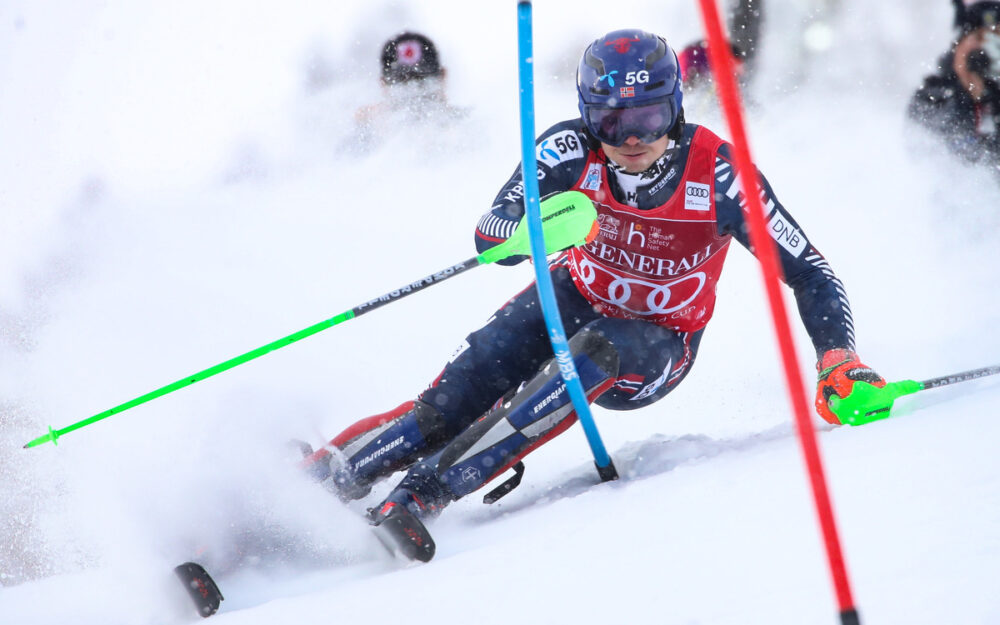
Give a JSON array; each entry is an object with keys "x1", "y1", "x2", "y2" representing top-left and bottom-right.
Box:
[{"x1": 815, "y1": 348, "x2": 886, "y2": 424}]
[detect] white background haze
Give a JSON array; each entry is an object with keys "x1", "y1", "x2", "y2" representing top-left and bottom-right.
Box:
[{"x1": 1, "y1": 1, "x2": 999, "y2": 623}]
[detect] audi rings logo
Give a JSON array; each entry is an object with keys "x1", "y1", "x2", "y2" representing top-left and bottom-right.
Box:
[
  {"x1": 574, "y1": 257, "x2": 707, "y2": 316},
  {"x1": 684, "y1": 181, "x2": 711, "y2": 211}
]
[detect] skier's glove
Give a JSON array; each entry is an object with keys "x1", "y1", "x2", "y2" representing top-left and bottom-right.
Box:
[{"x1": 815, "y1": 348, "x2": 886, "y2": 425}]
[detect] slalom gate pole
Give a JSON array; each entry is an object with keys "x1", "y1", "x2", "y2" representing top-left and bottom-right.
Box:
[
  {"x1": 830, "y1": 363, "x2": 1000, "y2": 425},
  {"x1": 694, "y1": 1, "x2": 860, "y2": 622},
  {"x1": 515, "y1": 0, "x2": 617, "y2": 481},
  {"x1": 23, "y1": 190, "x2": 597, "y2": 450}
]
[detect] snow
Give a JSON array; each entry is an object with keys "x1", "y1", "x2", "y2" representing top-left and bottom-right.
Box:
[{"x1": 2, "y1": 0, "x2": 999, "y2": 623}]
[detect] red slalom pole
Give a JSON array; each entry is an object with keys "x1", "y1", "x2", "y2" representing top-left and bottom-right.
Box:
[{"x1": 693, "y1": 2, "x2": 861, "y2": 623}]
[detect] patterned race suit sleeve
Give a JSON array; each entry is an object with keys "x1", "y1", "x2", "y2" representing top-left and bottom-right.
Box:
[
  {"x1": 713, "y1": 142, "x2": 855, "y2": 357},
  {"x1": 475, "y1": 120, "x2": 592, "y2": 266}
]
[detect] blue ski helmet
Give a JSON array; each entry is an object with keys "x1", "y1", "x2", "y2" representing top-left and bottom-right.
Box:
[{"x1": 577, "y1": 29, "x2": 683, "y2": 146}]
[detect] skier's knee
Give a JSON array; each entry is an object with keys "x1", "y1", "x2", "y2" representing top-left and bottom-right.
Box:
[
  {"x1": 407, "y1": 399, "x2": 450, "y2": 448},
  {"x1": 568, "y1": 325, "x2": 621, "y2": 379}
]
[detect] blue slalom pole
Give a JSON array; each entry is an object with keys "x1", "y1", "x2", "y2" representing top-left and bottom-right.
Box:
[{"x1": 515, "y1": 0, "x2": 618, "y2": 481}]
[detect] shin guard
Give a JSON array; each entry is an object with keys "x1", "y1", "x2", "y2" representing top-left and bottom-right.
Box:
[{"x1": 306, "y1": 400, "x2": 448, "y2": 500}]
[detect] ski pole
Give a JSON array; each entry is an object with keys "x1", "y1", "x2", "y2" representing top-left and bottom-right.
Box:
[
  {"x1": 695, "y1": 0, "x2": 861, "y2": 621},
  {"x1": 23, "y1": 191, "x2": 598, "y2": 449},
  {"x1": 516, "y1": 0, "x2": 618, "y2": 481},
  {"x1": 829, "y1": 363, "x2": 1000, "y2": 426}
]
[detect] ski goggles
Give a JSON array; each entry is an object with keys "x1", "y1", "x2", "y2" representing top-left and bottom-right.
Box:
[{"x1": 582, "y1": 99, "x2": 678, "y2": 147}]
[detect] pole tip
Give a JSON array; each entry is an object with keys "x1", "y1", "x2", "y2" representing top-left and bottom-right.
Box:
[
  {"x1": 596, "y1": 460, "x2": 619, "y2": 482},
  {"x1": 23, "y1": 425, "x2": 58, "y2": 449},
  {"x1": 839, "y1": 608, "x2": 861, "y2": 625}
]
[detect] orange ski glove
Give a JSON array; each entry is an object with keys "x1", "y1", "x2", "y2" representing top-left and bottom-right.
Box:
[{"x1": 815, "y1": 348, "x2": 886, "y2": 424}]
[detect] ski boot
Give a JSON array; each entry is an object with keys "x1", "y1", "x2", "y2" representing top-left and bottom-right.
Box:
[{"x1": 292, "y1": 440, "x2": 373, "y2": 501}]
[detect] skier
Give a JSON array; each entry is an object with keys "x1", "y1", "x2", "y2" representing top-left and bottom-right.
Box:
[
  {"x1": 678, "y1": 39, "x2": 747, "y2": 89},
  {"x1": 728, "y1": 0, "x2": 764, "y2": 68},
  {"x1": 676, "y1": 38, "x2": 750, "y2": 120},
  {"x1": 352, "y1": 31, "x2": 466, "y2": 149},
  {"x1": 680, "y1": 0, "x2": 762, "y2": 86},
  {"x1": 304, "y1": 29, "x2": 884, "y2": 558},
  {"x1": 909, "y1": 1, "x2": 1000, "y2": 166}
]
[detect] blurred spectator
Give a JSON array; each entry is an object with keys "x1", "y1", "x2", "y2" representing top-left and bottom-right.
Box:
[
  {"x1": 678, "y1": 39, "x2": 748, "y2": 90},
  {"x1": 728, "y1": 0, "x2": 764, "y2": 68},
  {"x1": 676, "y1": 0, "x2": 760, "y2": 115},
  {"x1": 909, "y1": 1, "x2": 1000, "y2": 165},
  {"x1": 353, "y1": 32, "x2": 466, "y2": 148},
  {"x1": 676, "y1": 39, "x2": 749, "y2": 119},
  {"x1": 381, "y1": 31, "x2": 444, "y2": 86}
]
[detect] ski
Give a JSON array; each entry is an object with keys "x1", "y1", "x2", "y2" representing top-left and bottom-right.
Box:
[
  {"x1": 370, "y1": 504, "x2": 436, "y2": 563},
  {"x1": 174, "y1": 561, "x2": 224, "y2": 618}
]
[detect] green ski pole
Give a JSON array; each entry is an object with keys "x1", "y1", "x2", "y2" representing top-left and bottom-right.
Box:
[
  {"x1": 23, "y1": 191, "x2": 598, "y2": 449},
  {"x1": 829, "y1": 363, "x2": 1000, "y2": 426}
]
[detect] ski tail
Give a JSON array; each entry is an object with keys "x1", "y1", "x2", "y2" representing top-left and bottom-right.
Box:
[
  {"x1": 370, "y1": 504, "x2": 436, "y2": 563},
  {"x1": 174, "y1": 561, "x2": 224, "y2": 618}
]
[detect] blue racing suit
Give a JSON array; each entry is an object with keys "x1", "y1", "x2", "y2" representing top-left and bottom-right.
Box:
[{"x1": 310, "y1": 118, "x2": 856, "y2": 519}]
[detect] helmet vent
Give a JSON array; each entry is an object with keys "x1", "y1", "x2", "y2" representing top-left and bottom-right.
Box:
[
  {"x1": 584, "y1": 47, "x2": 606, "y2": 75},
  {"x1": 644, "y1": 38, "x2": 667, "y2": 70}
]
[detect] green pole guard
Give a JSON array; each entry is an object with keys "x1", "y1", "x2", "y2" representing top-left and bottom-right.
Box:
[
  {"x1": 828, "y1": 379, "x2": 924, "y2": 426},
  {"x1": 479, "y1": 191, "x2": 597, "y2": 265}
]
